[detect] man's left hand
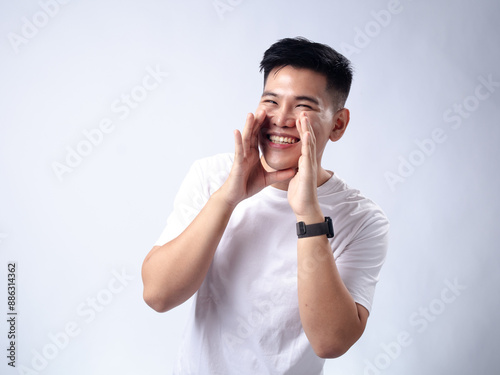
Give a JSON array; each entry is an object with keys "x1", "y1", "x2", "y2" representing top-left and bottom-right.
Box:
[{"x1": 287, "y1": 112, "x2": 323, "y2": 222}]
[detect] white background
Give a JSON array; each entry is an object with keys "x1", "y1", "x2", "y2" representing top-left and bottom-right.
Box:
[{"x1": 1, "y1": 0, "x2": 499, "y2": 374}]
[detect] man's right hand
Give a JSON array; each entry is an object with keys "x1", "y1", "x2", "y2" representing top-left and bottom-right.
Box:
[{"x1": 218, "y1": 110, "x2": 296, "y2": 208}]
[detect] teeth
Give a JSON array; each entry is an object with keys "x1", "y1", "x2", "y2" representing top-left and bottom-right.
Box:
[{"x1": 268, "y1": 135, "x2": 298, "y2": 144}]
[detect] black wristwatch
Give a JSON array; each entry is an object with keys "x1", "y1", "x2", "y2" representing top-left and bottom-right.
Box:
[{"x1": 296, "y1": 217, "x2": 334, "y2": 239}]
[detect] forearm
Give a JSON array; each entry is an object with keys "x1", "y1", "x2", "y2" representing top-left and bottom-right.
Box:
[
  {"x1": 142, "y1": 190, "x2": 235, "y2": 312},
  {"x1": 296, "y1": 215, "x2": 365, "y2": 358}
]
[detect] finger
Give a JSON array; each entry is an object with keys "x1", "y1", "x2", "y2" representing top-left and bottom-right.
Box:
[
  {"x1": 298, "y1": 115, "x2": 310, "y2": 158},
  {"x1": 303, "y1": 113, "x2": 315, "y2": 144},
  {"x1": 301, "y1": 131, "x2": 310, "y2": 159},
  {"x1": 302, "y1": 114, "x2": 316, "y2": 156},
  {"x1": 241, "y1": 113, "x2": 254, "y2": 157},
  {"x1": 250, "y1": 109, "x2": 267, "y2": 148},
  {"x1": 233, "y1": 129, "x2": 243, "y2": 163},
  {"x1": 297, "y1": 115, "x2": 316, "y2": 179},
  {"x1": 254, "y1": 109, "x2": 267, "y2": 130},
  {"x1": 296, "y1": 114, "x2": 305, "y2": 140}
]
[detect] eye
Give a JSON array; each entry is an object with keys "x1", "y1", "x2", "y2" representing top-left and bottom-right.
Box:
[
  {"x1": 264, "y1": 99, "x2": 278, "y2": 105},
  {"x1": 297, "y1": 104, "x2": 312, "y2": 109}
]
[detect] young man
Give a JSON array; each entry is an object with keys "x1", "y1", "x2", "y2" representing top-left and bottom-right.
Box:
[{"x1": 142, "y1": 37, "x2": 389, "y2": 374}]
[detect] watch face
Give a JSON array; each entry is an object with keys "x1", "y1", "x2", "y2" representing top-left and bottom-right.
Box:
[
  {"x1": 326, "y1": 217, "x2": 334, "y2": 238},
  {"x1": 296, "y1": 222, "x2": 307, "y2": 236}
]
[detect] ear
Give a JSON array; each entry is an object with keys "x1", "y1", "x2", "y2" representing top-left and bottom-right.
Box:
[{"x1": 329, "y1": 108, "x2": 350, "y2": 142}]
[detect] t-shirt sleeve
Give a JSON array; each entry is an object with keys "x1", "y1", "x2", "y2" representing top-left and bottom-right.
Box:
[
  {"x1": 334, "y1": 210, "x2": 389, "y2": 313},
  {"x1": 154, "y1": 160, "x2": 211, "y2": 247},
  {"x1": 154, "y1": 154, "x2": 232, "y2": 247}
]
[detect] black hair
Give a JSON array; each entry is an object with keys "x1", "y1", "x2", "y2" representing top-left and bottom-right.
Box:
[{"x1": 259, "y1": 37, "x2": 353, "y2": 109}]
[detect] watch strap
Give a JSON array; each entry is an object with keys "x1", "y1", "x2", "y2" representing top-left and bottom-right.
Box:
[{"x1": 296, "y1": 217, "x2": 334, "y2": 238}]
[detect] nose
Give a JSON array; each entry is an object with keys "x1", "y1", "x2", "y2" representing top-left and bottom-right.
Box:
[{"x1": 273, "y1": 106, "x2": 296, "y2": 128}]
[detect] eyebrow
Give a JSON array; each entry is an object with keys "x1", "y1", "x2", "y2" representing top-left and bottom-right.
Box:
[{"x1": 262, "y1": 91, "x2": 320, "y2": 106}]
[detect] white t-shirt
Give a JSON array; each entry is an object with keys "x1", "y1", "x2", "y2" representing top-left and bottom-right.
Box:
[{"x1": 155, "y1": 153, "x2": 389, "y2": 375}]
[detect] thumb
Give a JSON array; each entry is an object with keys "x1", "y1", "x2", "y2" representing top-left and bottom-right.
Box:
[{"x1": 264, "y1": 168, "x2": 297, "y2": 186}]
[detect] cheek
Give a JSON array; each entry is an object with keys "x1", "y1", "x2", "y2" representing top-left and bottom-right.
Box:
[{"x1": 311, "y1": 126, "x2": 330, "y2": 149}]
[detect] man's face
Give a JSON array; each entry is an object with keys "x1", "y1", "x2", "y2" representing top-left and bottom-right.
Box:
[{"x1": 256, "y1": 65, "x2": 341, "y2": 172}]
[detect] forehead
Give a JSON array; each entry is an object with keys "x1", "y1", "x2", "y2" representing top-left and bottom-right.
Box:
[{"x1": 264, "y1": 66, "x2": 329, "y2": 97}]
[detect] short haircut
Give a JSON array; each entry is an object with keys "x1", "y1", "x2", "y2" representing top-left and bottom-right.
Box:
[{"x1": 260, "y1": 37, "x2": 353, "y2": 109}]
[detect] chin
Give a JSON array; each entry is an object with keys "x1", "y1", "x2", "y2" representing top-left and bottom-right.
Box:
[{"x1": 261, "y1": 153, "x2": 298, "y2": 172}]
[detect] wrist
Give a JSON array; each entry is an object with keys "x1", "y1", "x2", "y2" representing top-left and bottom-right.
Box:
[
  {"x1": 295, "y1": 208, "x2": 324, "y2": 224},
  {"x1": 212, "y1": 188, "x2": 239, "y2": 212}
]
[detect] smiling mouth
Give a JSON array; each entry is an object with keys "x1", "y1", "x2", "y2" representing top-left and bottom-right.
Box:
[{"x1": 267, "y1": 134, "x2": 300, "y2": 145}]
